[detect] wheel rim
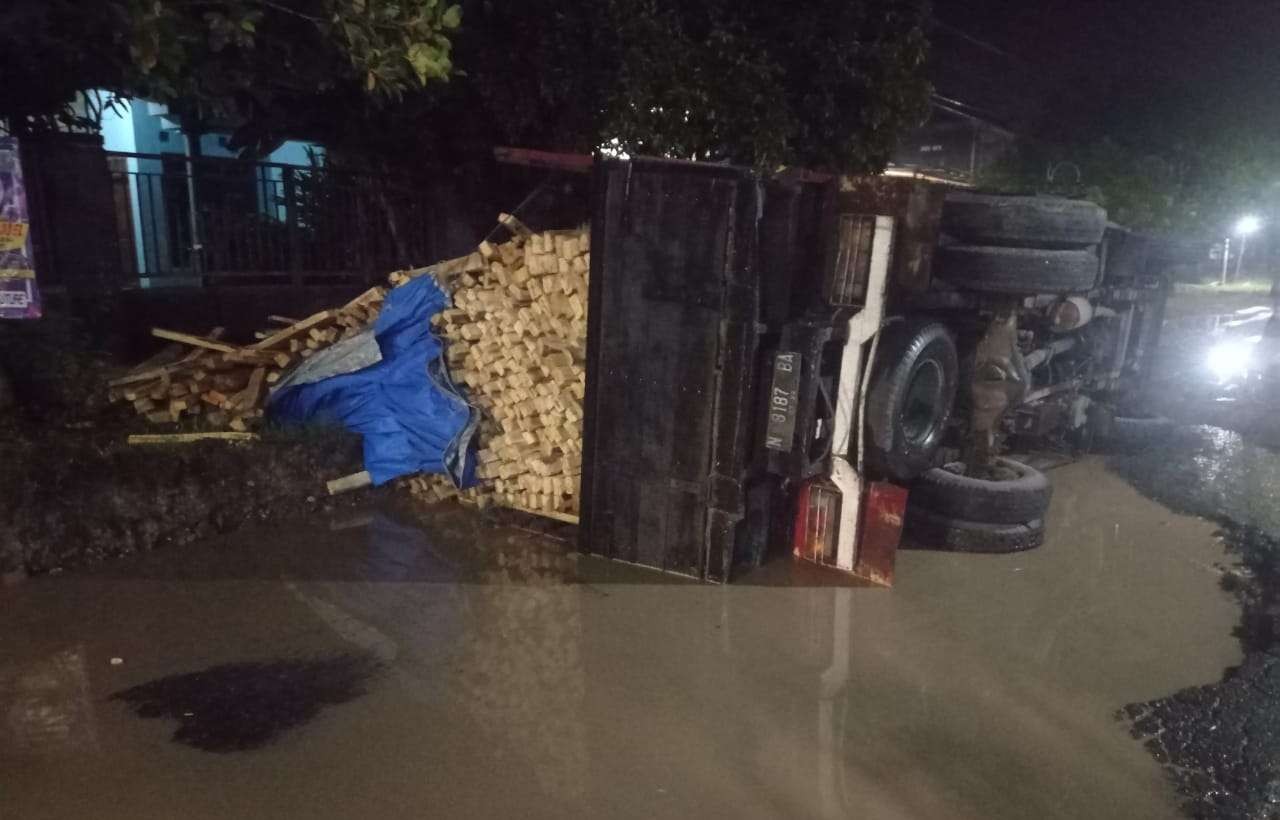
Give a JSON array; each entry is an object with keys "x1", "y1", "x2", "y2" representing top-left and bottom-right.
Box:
[{"x1": 902, "y1": 359, "x2": 944, "y2": 446}]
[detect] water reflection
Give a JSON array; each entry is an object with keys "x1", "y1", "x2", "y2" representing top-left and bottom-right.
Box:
[
  {"x1": 1, "y1": 647, "x2": 97, "y2": 755},
  {"x1": 0, "y1": 470, "x2": 1237, "y2": 818}
]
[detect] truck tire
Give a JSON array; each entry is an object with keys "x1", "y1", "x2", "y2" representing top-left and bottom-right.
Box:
[
  {"x1": 941, "y1": 193, "x2": 1107, "y2": 249},
  {"x1": 937, "y1": 245, "x2": 1099, "y2": 295},
  {"x1": 866, "y1": 322, "x2": 958, "y2": 483},
  {"x1": 910, "y1": 458, "x2": 1052, "y2": 524},
  {"x1": 903, "y1": 508, "x2": 1046, "y2": 554}
]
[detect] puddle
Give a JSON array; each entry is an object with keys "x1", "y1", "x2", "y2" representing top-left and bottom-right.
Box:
[{"x1": 112, "y1": 654, "x2": 379, "y2": 752}]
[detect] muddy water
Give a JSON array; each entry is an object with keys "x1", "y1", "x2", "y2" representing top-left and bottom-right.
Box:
[
  {"x1": 1108, "y1": 425, "x2": 1280, "y2": 817},
  {"x1": 0, "y1": 470, "x2": 1239, "y2": 820}
]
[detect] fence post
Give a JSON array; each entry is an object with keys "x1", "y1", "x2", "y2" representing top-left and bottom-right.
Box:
[
  {"x1": 283, "y1": 167, "x2": 303, "y2": 287},
  {"x1": 183, "y1": 130, "x2": 206, "y2": 281}
]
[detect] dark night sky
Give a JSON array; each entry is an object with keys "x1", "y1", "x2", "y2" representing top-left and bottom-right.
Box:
[{"x1": 931, "y1": 0, "x2": 1280, "y2": 138}]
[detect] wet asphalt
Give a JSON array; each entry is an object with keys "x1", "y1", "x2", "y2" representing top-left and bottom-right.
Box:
[{"x1": 0, "y1": 290, "x2": 1275, "y2": 819}]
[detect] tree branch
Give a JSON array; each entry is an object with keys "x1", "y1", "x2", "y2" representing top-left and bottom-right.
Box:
[{"x1": 256, "y1": 0, "x2": 323, "y2": 24}]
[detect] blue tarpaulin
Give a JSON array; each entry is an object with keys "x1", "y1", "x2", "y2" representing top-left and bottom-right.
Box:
[{"x1": 268, "y1": 275, "x2": 478, "y2": 487}]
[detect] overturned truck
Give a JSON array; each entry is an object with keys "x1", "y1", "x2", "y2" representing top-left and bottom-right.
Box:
[{"x1": 558, "y1": 154, "x2": 1167, "y2": 581}]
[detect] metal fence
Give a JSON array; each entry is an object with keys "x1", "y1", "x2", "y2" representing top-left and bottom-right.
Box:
[{"x1": 106, "y1": 152, "x2": 442, "y2": 286}]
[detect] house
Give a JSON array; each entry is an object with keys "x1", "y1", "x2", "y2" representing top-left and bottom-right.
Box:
[
  {"x1": 888, "y1": 22, "x2": 1043, "y2": 184},
  {"x1": 96, "y1": 95, "x2": 325, "y2": 284}
]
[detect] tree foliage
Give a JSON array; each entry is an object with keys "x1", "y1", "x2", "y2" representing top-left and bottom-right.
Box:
[
  {"x1": 979, "y1": 132, "x2": 1280, "y2": 237},
  {"x1": 455, "y1": 0, "x2": 932, "y2": 173},
  {"x1": 2, "y1": 0, "x2": 931, "y2": 174},
  {"x1": 0, "y1": 0, "x2": 460, "y2": 134},
  {"x1": 977, "y1": 75, "x2": 1280, "y2": 238}
]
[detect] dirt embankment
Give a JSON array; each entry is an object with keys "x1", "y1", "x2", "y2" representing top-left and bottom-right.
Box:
[{"x1": 0, "y1": 309, "x2": 381, "y2": 577}]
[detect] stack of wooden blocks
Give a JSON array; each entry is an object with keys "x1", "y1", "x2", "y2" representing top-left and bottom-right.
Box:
[{"x1": 407, "y1": 216, "x2": 589, "y2": 521}]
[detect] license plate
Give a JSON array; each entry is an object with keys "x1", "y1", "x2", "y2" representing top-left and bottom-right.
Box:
[{"x1": 765, "y1": 351, "x2": 800, "y2": 452}]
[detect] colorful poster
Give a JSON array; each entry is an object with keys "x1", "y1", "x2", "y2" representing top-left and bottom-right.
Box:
[{"x1": 0, "y1": 136, "x2": 40, "y2": 319}]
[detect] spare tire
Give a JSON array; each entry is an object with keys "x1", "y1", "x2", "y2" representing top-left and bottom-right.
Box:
[
  {"x1": 866, "y1": 322, "x2": 959, "y2": 483},
  {"x1": 911, "y1": 458, "x2": 1052, "y2": 525},
  {"x1": 903, "y1": 508, "x2": 1045, "y2": 554},
  {"x1": 942, "y1": 193, "x2": 1107, "y2": 249},
  {"x1": 937, "y1": 245, "x2": 1099, "y2": 295}
]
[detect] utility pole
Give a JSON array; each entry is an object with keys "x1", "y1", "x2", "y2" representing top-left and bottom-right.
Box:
[
  {"x1": 1221, "y1": 236, "x2": 1231, "y2": 285},
  {"x1": 1227, "y1": 215, "x2": 1261, "y2": 284}
]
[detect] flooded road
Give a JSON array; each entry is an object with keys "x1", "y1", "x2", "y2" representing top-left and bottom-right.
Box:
[{"x1": 0, "y1": 463, "x2": 1240, "y2": 819}]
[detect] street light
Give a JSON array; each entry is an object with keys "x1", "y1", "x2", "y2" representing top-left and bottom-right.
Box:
[
  {"x1": 1237, "y1": 214, "x2": 1262, "y2": 236},
  {"x1": 1221, "y1": 214, "x2": 1264, "y2": 285}
]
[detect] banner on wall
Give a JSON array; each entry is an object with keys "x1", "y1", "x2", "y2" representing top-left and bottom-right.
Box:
[{"x1": 0, "y1": 136, "x2": 40, "y2": 319}]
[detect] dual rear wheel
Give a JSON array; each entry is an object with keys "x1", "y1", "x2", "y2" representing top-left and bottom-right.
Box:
[{"x1": 864, "y1": 322, "x2": 1051, "y2": 554}]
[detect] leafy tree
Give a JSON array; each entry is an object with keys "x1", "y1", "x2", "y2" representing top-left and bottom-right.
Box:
[
  {"x1": 976, "y1": 70, "x2": 1280, "y2": 239},
  {"x1": 453, "y1": 0, "x2": 932, "y2": 173},
  {"x1": 0, "y1": 0, "x2": 461, "y2": 135},
  {"x1": 979, "y1": 130, "x2": 1280, "y2": 238},
  {"x1": 2, "y1": 0, "x2": 931, "y2": 174}
]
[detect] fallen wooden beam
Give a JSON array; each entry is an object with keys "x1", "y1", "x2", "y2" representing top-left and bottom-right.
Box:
[
  {"x1": 127, "y1": 432, "x2": 259, "y2": 445},
  {"x1": 151, "y1": 328, "x2": 239, "y2": 354}
]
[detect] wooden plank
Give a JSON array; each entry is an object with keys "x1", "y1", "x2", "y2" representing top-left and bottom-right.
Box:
[
  {"x1": 493, "y1": 146, "x2": 593, "y2": 174},
  {"x1": 229, "y1": 367, "x2": 266, "y2": 411},
  {"x1": 110, "y1": 357, "x2": 198, "y2": 387},
  {"x1": 498, "y1": 212, "x2": 534, "y2": 237},
  {"x1": 249, "y1": 310, "x2": 335, "y2": 350},
  {"x1": 267, "y1": 315, "x2": 301, "y2": 326},
  {"x1": 127, "y1": 432, "x2": 259, "y2": 445},
  {"x1": 113, "y1": 327, "x2": 225, "y2": 384},
  {"x1": 151, "y1": 328, "x2": 238, "y2": 354},
  {"x1": 201, "y1": 390, "x2": 230, "y2": 408},
  {"x1": 340, "y1": 286, "x2": 388, "y2": 312},
  {"x1": 225, "y1": 349, "x2": 291, "y2": 368},
  {"x1": 502, "y1": 503, "x2": 581, "y2": 526},
  {"x1": 326, "y1": 470, "x2": 373, "y2": 496}
]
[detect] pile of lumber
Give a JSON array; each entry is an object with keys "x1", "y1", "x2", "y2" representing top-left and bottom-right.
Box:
[
  {"x1": 406, "y1": 216, "x2": 589, "y2": 520},
  {"x1": 107, "y1": 288, "x2": 387, "y2": 431},
  {"x1": 109, "y1": 213, "x2": 591, "y2": 524}
]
